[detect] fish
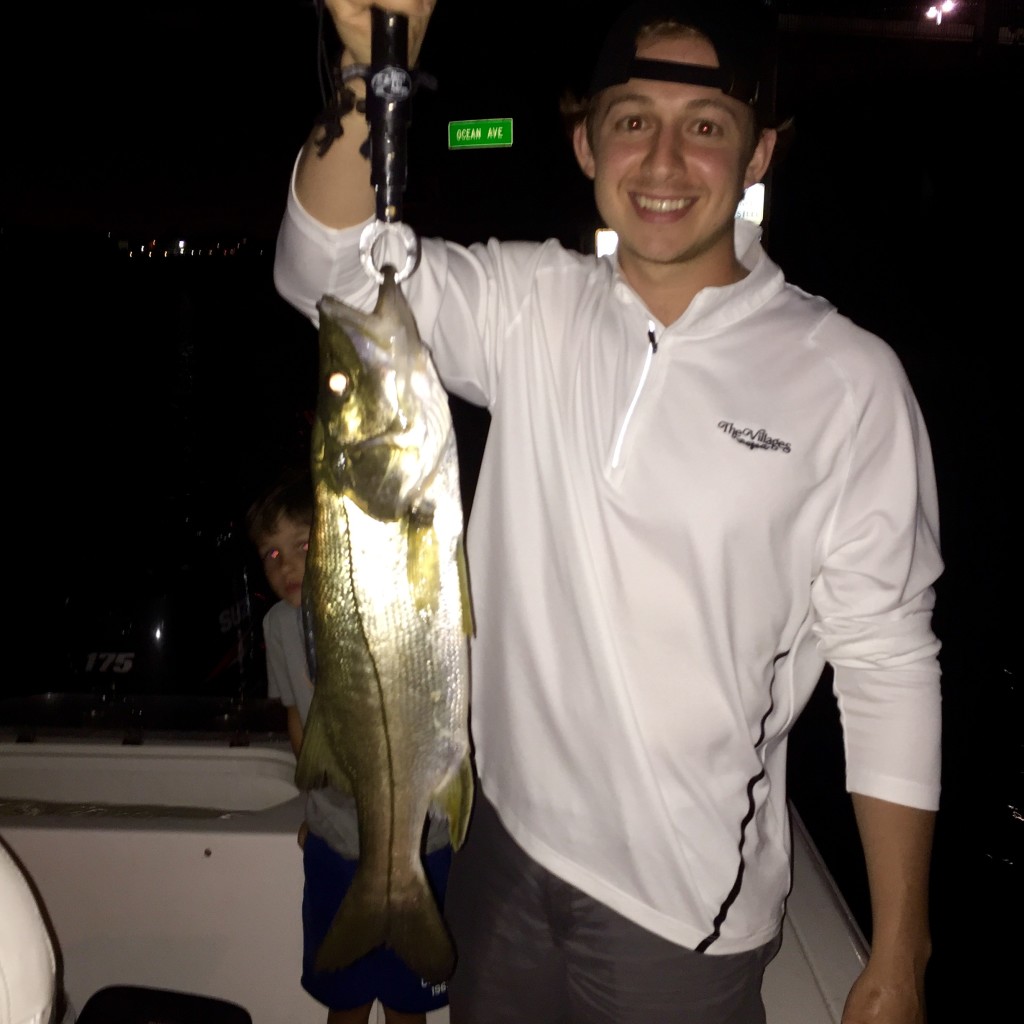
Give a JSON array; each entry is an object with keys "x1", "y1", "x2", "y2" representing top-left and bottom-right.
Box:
[{"x1": 295, "y1": 264, "x2": 475, "y2": 985}]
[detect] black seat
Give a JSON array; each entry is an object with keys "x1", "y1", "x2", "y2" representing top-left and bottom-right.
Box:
[{"x1": 75, "y1": 985, "x2": 252, "y2": 1024}]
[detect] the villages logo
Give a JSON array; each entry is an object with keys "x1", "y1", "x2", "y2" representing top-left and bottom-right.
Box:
[{"x1": 718, "y1": 420, "x2": 792, "y2": 453}]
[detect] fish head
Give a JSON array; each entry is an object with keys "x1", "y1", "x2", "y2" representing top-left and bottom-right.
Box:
[{"x1": 314, "y1": 266, "x2": 452, "y2": 522}]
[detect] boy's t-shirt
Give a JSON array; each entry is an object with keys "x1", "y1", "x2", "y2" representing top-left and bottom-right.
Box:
[{"x1": 263, "y1": 599, "x2": 451, "y2": 858}]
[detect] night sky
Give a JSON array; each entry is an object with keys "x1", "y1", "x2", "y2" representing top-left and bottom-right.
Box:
[
  {"x1": 6, "y1": 0, "x2": 600, "y2": 239},
  {"x1": 8, "y1": 0, "x2": 1015, "y2": 669},
  {"x1": 4, "y1": 4, "x2": 1021, "y2": 1019}
]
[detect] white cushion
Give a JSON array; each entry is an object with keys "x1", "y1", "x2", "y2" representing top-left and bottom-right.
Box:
[{"x1": 0, "y1": 841, "x2": 55, "y2": 1024}]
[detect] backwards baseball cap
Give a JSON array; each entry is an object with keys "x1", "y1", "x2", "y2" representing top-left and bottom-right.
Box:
[{"x1": 587, "y1": 0, "x2": 778, "y2": 113}]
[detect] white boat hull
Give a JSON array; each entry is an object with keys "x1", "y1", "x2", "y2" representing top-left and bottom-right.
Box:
[{"x1": 0, "y1": 738, "x2": 867, "y2": 1023}]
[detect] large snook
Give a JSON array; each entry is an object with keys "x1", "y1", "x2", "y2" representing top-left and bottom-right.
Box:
[{"x1": 297, "y1": 265, "x2": 474, "y2": 984}]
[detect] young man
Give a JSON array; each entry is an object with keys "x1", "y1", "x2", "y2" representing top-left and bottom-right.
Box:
[{"x1": 273, "y1": 3, "x2": 941, "y2": 1022}]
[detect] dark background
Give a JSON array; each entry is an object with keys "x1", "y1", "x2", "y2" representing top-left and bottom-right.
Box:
[{"x1": 3, "y1": 1, "x2": 1021, "y2": 1020}]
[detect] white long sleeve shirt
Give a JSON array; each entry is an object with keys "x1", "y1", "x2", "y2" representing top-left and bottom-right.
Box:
[{"x1": 274, "y1": 167, "x2": 942, "y2": 954}]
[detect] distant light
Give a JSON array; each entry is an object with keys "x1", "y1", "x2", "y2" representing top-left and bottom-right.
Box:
[
  {"x1": 596, "y1": 229, "x2": 619, "y2": 257},
  {"x1": 178, "y1": 239, "x2": 185, "y2": 250},
  {"x1": 736, "y1": 183, "x2": 765, "y2": 224},
  {"x1": 594, "y1": 183, "x2": 766, "y2": 257},
  {"x1": 926, "y1": 2, "x2": 955, "y2": 25}
]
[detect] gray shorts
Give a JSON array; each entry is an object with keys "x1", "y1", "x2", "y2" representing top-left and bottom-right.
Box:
[{"x1": 444, "y1": 791, "x2": 782, "y2": 1024}]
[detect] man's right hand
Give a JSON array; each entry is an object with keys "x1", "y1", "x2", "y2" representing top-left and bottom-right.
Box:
[
  {"x1": 292, "y1": 1, "x2": 438, "y2": 228},
  {"x1": 324, "y1": 0, "x2": 438, "y2": 68}
]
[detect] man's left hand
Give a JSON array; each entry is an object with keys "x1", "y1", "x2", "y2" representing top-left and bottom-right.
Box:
[{"x1": 841, "y1": 962, "x2": 927, "y2": 1024}]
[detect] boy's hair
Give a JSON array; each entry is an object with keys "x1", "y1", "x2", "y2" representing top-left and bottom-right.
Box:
[{"x1": 245, "y1": 466, "x2": 314, "y2": 545}]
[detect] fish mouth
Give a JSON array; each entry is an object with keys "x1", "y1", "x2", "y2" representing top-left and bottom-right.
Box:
[{"x1": 633, "y1": 194, "x2": 695, "y2": 213}]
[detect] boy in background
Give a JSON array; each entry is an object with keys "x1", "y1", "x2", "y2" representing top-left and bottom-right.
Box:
[{"x1": 246, "y1": 467, "x2": 452, "y2": 1024}]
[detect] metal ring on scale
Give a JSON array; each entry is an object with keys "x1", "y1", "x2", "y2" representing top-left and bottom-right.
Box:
[
  {"x1": 354, "y1": 10, "x2": 420, "y2": 286},
  {"x1": 359, "y1": 219, "x2": 419, "y2": 284}
]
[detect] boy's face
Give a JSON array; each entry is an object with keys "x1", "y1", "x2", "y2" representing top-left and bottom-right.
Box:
[{"x1": 257, "y1": 515, "x2": 310, "y2": 608}]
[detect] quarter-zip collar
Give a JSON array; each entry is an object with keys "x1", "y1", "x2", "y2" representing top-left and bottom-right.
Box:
[
  {"x1": 610, "y1": 320, "x2": 659, "y2": 469},
  {"x1": 605, "y1": 220, "x2": 785, "y2": 472},
  {"x1": 610, "y1": 219, "x2": 785, "y2": 340}
]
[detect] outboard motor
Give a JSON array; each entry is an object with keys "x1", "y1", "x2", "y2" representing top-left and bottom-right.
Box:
[{"x1": 60, "y1": 516, "x2": 271, "y2": 702}]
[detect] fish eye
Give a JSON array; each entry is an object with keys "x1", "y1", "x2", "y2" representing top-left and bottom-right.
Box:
[{"x1": 328, "y1": 371, "x2": 349, "y2": 395}]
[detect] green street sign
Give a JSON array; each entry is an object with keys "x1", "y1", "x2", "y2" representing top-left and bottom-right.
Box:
[{"x1": 448, "y1": 118, "x2": 514, "y2": 150}]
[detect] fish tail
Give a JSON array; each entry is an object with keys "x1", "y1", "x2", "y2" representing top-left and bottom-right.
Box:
[
  {"x1": 314, "y1": 862, "x2": 388, "y2": 973},
  {"x1": 315, "y1": 860, "x2": 456, "y2": 985},
  {"x1": 387, "y1": 870, "x2": 457, "y2": 984}
]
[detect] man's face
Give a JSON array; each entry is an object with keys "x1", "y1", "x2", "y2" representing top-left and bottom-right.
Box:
[{"x1": 574, "y1": 32, "x2": 775, "y2": 284}]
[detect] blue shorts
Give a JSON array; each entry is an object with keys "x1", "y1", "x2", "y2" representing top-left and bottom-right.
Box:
[{"x1": 301, "y1": 831, "x2": 452, "y2": 1014}]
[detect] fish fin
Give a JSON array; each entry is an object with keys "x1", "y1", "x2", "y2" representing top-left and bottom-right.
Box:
[
  {"x1": 457, "y1": 536, "x2": 475, "y2": 637},
  {"x1": 407, "y1": 518, "x2": 440, "y2": 615},
  {"x1": 315, "y1": 859, "x2": 456, "y2": 985},
  {"x1": 293, "y1": 728, "x2": 324, "y2": 792},
  {"x1": 294, "y1": 702, "x2": 353, "y2": 796},
  {"x1": 437, "y1": 754, "x2": 475, "y2": 851}
]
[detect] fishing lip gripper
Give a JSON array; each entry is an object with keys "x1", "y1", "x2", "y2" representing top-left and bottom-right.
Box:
[{"x1": 346, "y1": 7, "x2": 435, "y2": 284}]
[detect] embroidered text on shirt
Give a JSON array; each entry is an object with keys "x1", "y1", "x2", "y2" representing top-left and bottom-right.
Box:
[{"x1": 718, "y1": 421, "x2": 792, "y2": 453}]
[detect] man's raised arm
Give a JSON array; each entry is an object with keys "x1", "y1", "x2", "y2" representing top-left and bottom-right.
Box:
[{"x1": 294, "y1": 0, "x2": 437, "y2": 229}]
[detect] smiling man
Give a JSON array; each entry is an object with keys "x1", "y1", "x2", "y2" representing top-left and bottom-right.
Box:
[
  {"x1": 572, "y1": 13, "x2": 776, "y2": 323},
  {"x1": 273, "y1": 2, "x2": 943, "y2": 1023}
]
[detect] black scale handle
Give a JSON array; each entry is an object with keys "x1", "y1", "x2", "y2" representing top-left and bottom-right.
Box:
[{"x1": 367, "y1": 7, "x2": 410, "y2": 225}]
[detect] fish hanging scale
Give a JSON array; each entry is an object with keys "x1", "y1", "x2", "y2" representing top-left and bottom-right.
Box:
[{"x1": 296, "y1": 11, "x2": 474, "y2": 984}]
